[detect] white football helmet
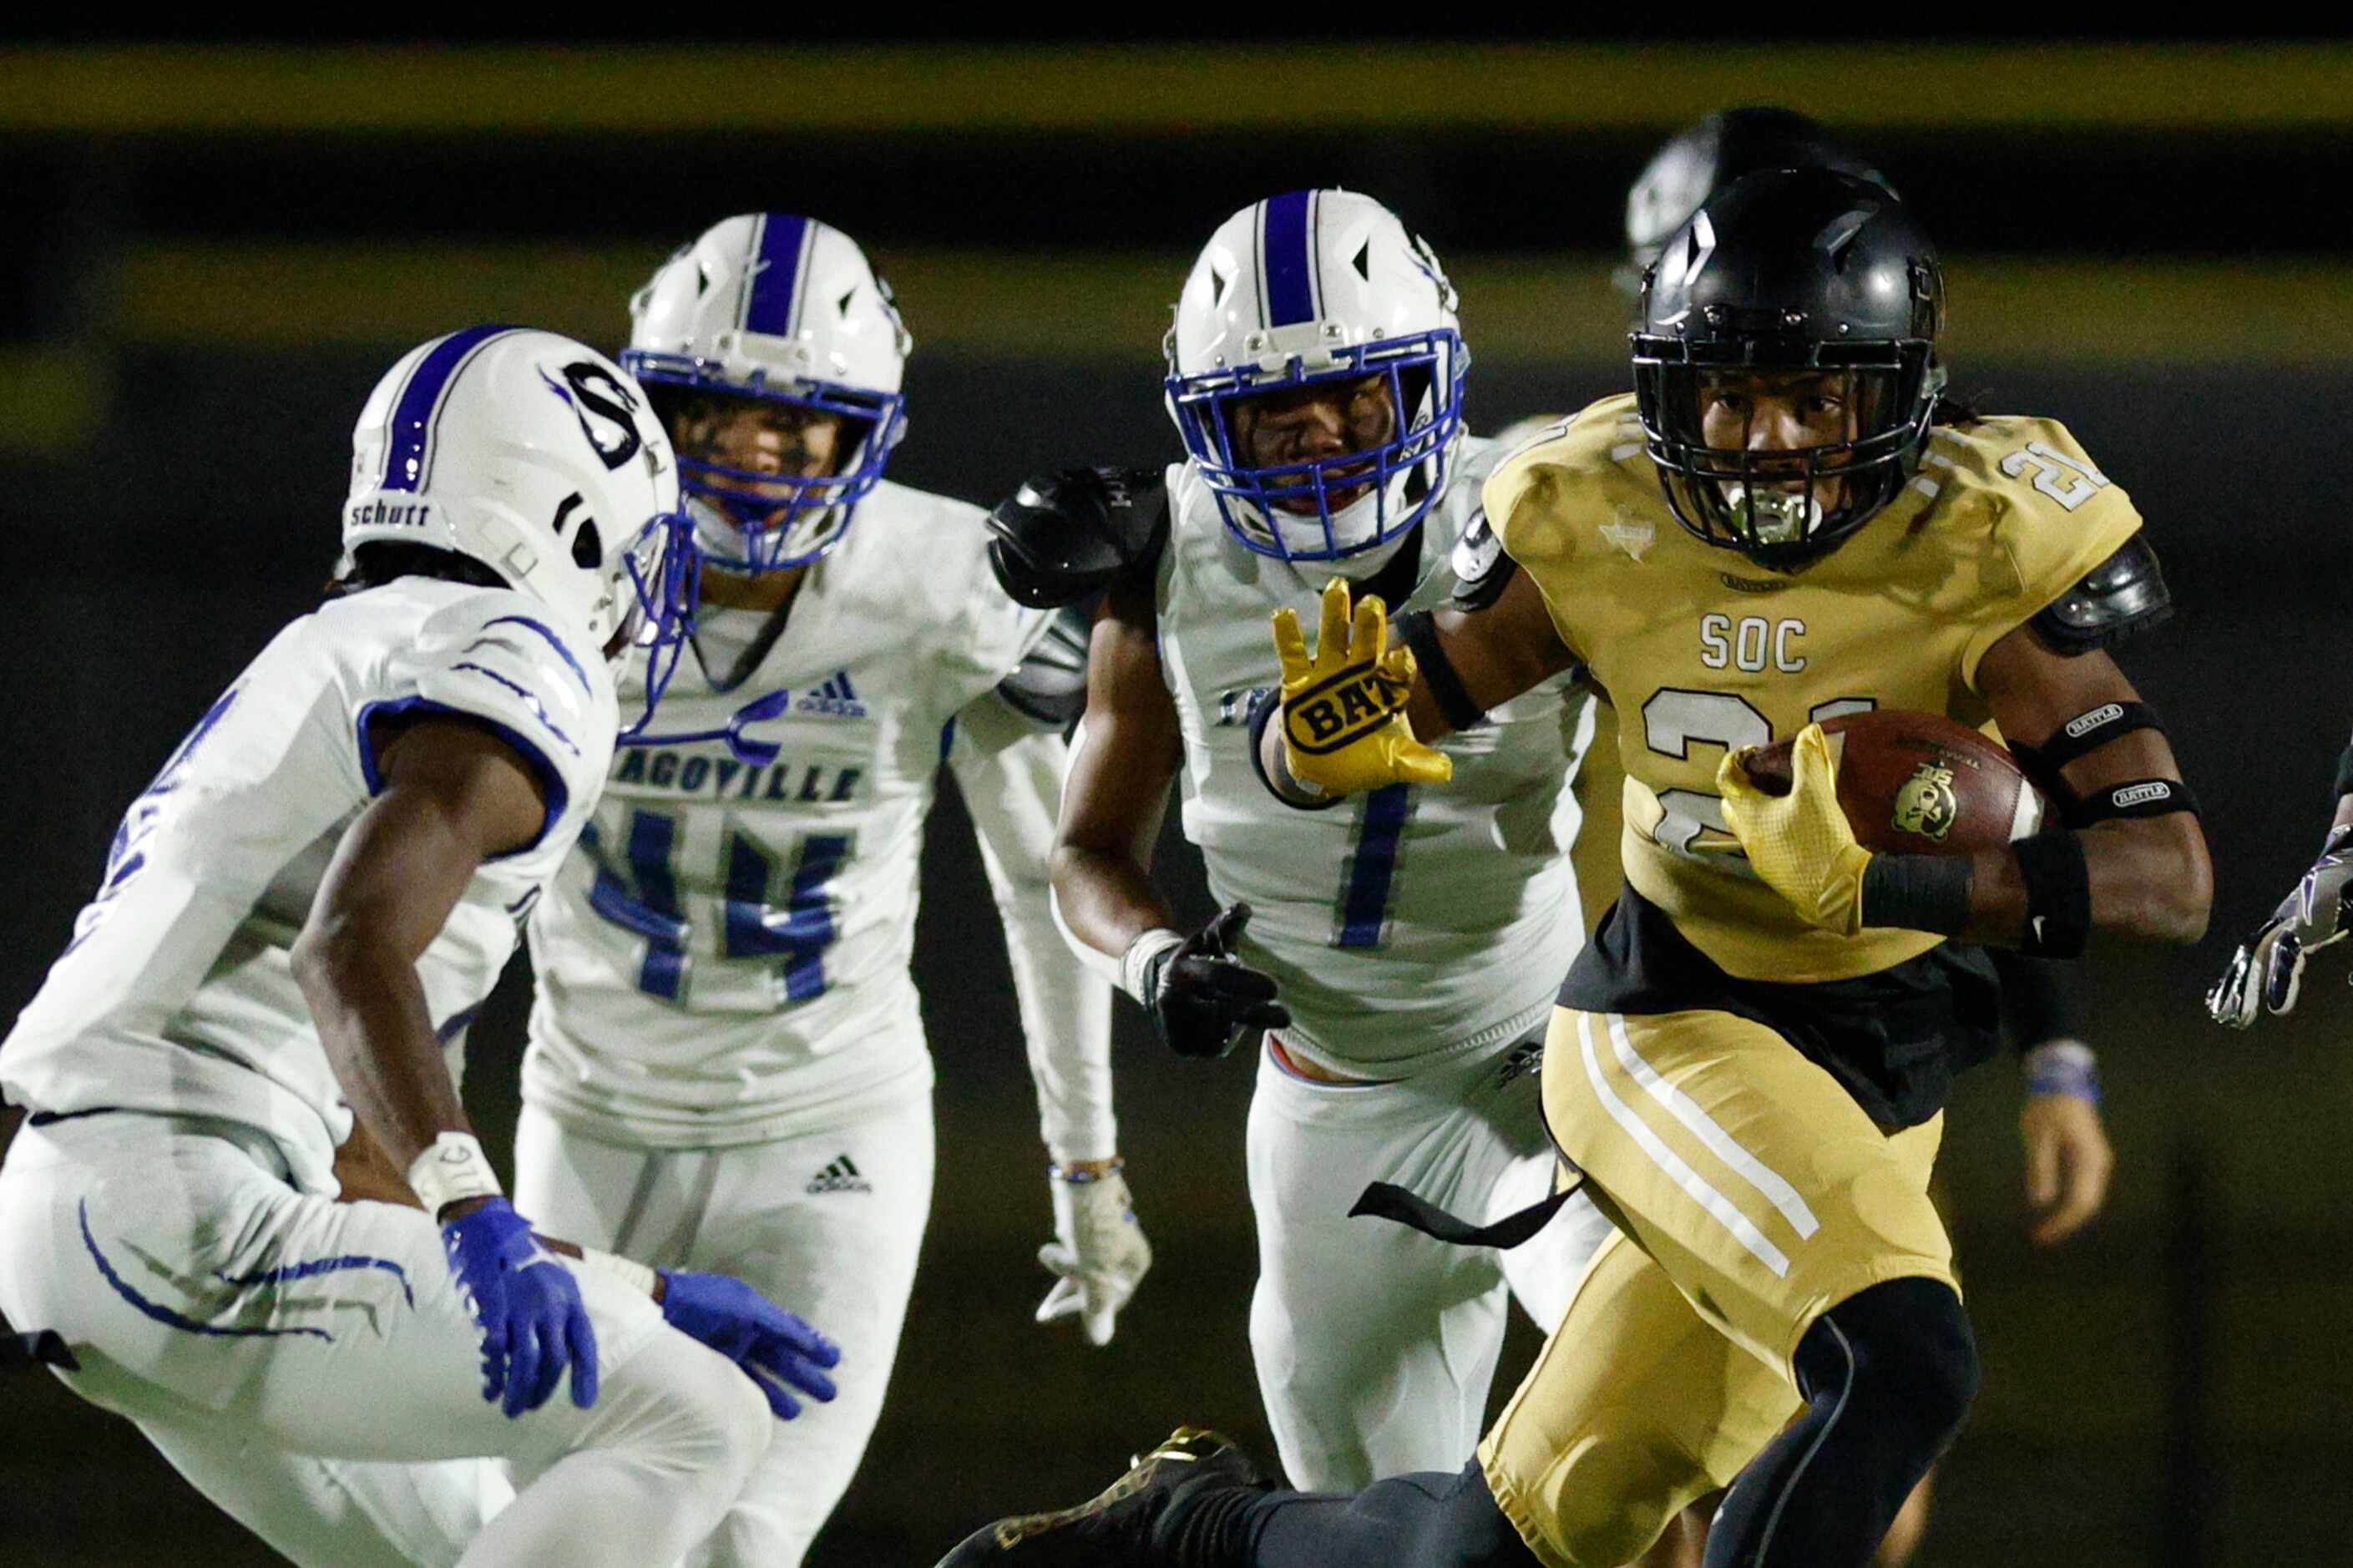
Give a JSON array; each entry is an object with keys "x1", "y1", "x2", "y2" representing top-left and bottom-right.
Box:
[
  {"x1": 344, "y1": 325, "x2": 696, "y2": 735},
  {"x1": 623, "y1": 213, "x2": 911, "y2": 571},
  {"x1": 1164, "y1": 189, "x2": 1469, "y2": 564}
]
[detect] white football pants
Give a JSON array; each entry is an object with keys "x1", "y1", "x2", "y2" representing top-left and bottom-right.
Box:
[
  {"x1": 512, "y1": 1088, "x2": 935, "y2": 1568},
  {"x1": 1247, "y1": 1031, "x2": 1618, "y2": 1491},
  {"x1": 0, "y1": 1112, "x2": 773, "y2": 1568}
]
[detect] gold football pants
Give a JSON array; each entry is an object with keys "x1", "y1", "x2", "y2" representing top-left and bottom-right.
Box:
[{"x1": 1479, "y1": 1006, "x2": 1956, "y2": 1568}]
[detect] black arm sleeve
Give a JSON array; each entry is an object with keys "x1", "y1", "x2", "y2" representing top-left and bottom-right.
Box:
[{"x1": 1991, "y1": 949, "x2": 2081, "y2": 1052}]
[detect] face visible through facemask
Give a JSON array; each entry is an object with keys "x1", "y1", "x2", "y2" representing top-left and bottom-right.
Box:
[
  {"x1": 1695, "y1": 368, "x2": 1861, "y2": 546},
  {"x1": 1222, "y1": 372, "x2": 1409, "y2": 564},
  {"x1": 669, "y1": 392, "x2": 854, "y2": 553}
]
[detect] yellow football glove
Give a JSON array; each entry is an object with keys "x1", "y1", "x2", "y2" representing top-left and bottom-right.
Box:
[
  {"x1": 1717, "y1": 722, "x2": 1870, "y2": 937},
  {"x1": 1269, "y1": 578, "x2": 1452, "y2": 795}
]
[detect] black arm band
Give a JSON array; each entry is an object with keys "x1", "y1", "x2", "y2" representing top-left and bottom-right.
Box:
[
  {"x1": 2014, "y1": 830, "x2": 2092, "y2": 959},
  {"x1": 2335, "y1": 738, "x2": 2353, "y2": 799},
  {"x1": 1394, "y1": 609, "x2": 1487, "y2": 734},
  {"x1": 1860, "y1": 853, "x2": 1974, "y2": 935},
  {"x1": 2066, "y1": 777, "x2": 2200, "y2": 827},
  {"x1": 1245, "y1": 687, "x2": 1343, "y2": 812},
  {"x1": 2009, "y1": 700, "x2": 2165, "y2": 788}
]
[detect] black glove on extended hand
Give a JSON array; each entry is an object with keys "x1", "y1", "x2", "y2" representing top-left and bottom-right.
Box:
[{"x1": 1145, "y1": 903, "x2": 1290, "y2": 1060}]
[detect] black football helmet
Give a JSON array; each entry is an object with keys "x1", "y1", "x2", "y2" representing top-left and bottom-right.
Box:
[
  {"x1": 1632, "y1": 168, "x2": 1945, "y2": 572},
  {"x1": 1621, "y1": 107, "x2": 1891, "y2": 297}
]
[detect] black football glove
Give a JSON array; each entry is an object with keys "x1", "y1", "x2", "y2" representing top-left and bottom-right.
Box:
[
  {"x1": 985, "y1": 468, "x2": 1168, "y2": 609},
  {"x1": 2209, "y1": 823, "x2": 2353, "y2": 1027},
  {"x1": 1145, "y1": 904, "x2": 1290, "y2": 1060}
]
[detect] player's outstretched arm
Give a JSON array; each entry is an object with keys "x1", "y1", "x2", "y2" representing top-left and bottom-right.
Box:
[
  {"x1": 1056, "y1": 574, "x2": 1288, "y2": 1061},
  {"x1": 2209, "y1": 735, "x2": 2353, "y2": 1027},
  {"x1": 293, "y1": 711, "x2": 599, "y2": 1417},
  {"x1": 1253, "y1": 571, "x2": 1576, "y2": 805},
  {"x1": 950, "y1": 698, "x2": 1148, "y2": 1347}
]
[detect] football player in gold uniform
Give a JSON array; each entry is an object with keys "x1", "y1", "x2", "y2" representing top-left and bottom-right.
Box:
[
  {"x1": 1596, "y1": 106, "x2": 2118, "y2": 1568},
  {"x1": 934, "y1": 169, "x2": 2209, "y2": 1568}
]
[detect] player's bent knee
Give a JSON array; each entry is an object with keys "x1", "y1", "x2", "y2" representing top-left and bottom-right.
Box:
[
  {"x1": 610, "y1": 1331, "x2": 775, "y2": 1503},
  {"x1": 1809, "y1": 1277, "x2": 1980, "y2": 1450}
]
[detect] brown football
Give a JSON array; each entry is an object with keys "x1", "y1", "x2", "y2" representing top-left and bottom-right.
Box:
[{"x1": 1740, "y1": 710, "x2": 2047, "y2": 856}]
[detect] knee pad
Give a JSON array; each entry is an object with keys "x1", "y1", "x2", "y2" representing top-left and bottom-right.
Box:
[{"x1": 1800, "y1": 1277, "x2": 1980, "y2": 1453}]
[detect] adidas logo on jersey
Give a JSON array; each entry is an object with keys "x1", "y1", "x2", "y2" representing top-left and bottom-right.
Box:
[
  {"x1": 806, "y1": 1155, "x2": 873, "y2": 1195},
  {"x1": 795, "y1": 672, "x2": 868, "y2": 720}
]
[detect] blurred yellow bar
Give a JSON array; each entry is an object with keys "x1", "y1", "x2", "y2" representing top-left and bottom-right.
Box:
[
  {"x1": 113, "y1": 244, "x2": 2353, "y2": 370},
  {"x1": 5, "y1": 43, "x2": 2353, "y2": 134},
  {"x1": 0, "y1": 348, "x2": 109, "y2": 458}
]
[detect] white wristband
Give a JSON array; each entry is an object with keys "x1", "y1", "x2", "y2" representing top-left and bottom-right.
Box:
[
  {"x1": 407, "y1": 1131, "x2": 503, "y2": 1218},
  {"x1": 577, "y1": 1247, "x2": 660, "y2": 1299},
  {"x1": 1118, "y1": 928, "x2": 1186, "y2": 1007}
]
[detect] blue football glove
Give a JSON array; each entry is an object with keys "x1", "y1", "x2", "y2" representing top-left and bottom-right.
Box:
[
  {"x1": 441, "y1": 1198, "x2": 598, "y2": 1419},
  {"x1": 659, "y1": 1270, "x2": 841, "y2": 1420}
]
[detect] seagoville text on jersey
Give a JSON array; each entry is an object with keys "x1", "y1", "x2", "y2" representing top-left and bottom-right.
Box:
[{"x1": 610, "y1": 748, "x2": 863, "y2": 804}]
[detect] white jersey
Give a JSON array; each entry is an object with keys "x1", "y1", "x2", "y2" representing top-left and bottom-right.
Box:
[
  {"x1": 524, "y1": 478, "x2": 1080, "y2": 1150},
  {"x1": 1157, "y1": 437, "x2": 1594, "y2": 1075},
  {"x1": 1, "y1": 579, "x2": 615, "y2": 1196}
]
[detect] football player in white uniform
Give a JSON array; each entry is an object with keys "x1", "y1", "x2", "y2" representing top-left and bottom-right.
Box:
[
  {"x1": 513, "y1": 214, "x2": 1139, "y2": 1567},
  {"x1": 0, "y1": 326, "x2": 843, "y2": 1568},
  {"x1": 989, "y1": 190, "x2": 1615, "y2": 1495}
]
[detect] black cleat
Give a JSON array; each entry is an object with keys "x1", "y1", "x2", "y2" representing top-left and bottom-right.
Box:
[{"x1": 935, "y1": 1426, "x2": 1271, "y2": 1566}]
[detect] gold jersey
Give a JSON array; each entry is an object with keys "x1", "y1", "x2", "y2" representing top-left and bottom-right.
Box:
[{"x1": 1488, "y1": 392, "x2": 2144, "y2": 984}]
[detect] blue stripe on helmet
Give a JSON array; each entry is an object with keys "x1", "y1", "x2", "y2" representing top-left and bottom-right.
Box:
[
  {"x1": 744, "y1": 214, "x2": 812, "y2": 337},
  {"x1": 382, "y1": 323, "x2": 514, "y2": 491},
  {"x1": 1261, "y1": 190, "x2": 1318, "y2": 328}
]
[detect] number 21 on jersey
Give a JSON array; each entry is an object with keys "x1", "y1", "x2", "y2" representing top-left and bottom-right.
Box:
[{"x1": 1642, "y1": 685, "x2": 1875, "y2": 856}]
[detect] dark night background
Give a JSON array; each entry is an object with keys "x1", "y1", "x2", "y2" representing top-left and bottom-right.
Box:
[{"x1": 1, "y1": 32, "x2": 2350, "y2": 1567}]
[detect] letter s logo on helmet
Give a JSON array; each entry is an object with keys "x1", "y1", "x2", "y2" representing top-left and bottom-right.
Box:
[
  {"x1": 542, "y1": 360, "x2": 645, "y2": 473},
  {"x1": 1164, "y1": 189, "x2": 1470, "y2": 565},
  {"x1": 343, "y1": 326, "x2": 698, "y2": 741}
]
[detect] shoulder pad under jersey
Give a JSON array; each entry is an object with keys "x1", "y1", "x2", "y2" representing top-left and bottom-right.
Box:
[
  {"x1": 1448, "y1": 508, "x2": 1518, "y2": 611},
  {"x1": 985, "y1": 467, "x2": 1170, "y2": 609},
  {"x1": 994, "y1": 603, "x2": 1092, "y2": 731},
  {"x1": 2028, "y1": 535, "x2": 2173, "y2": 655}
]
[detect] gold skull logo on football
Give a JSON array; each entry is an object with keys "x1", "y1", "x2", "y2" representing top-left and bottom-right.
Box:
[{"x1": 1891, "y1": 762, "x2": 1960, "y2": 842}]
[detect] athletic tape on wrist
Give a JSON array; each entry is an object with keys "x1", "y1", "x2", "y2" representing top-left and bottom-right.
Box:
[
  {"x1": 2014, "y1": 830, "x2": 2092, "y2": 959},
  {"x1": 1394, "y1": 609, "x2": 1486, "y2": 734},
  {"x1": 1118, "y1": 928, "x2": 1185, "y2": 1007},
  {"x1": 2022, "y1": 1039, "x2": 2103, "y2": 1106},
  {"x1": 407, "y1": 1131, "x2": 503, "y2": 1218},
  {"x1": 578, "y1": 1247, "x2": 659, "y2": 1298},
  {"x1": 2066, "y1": 776, "x2": 2199, "y2": 827}
]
